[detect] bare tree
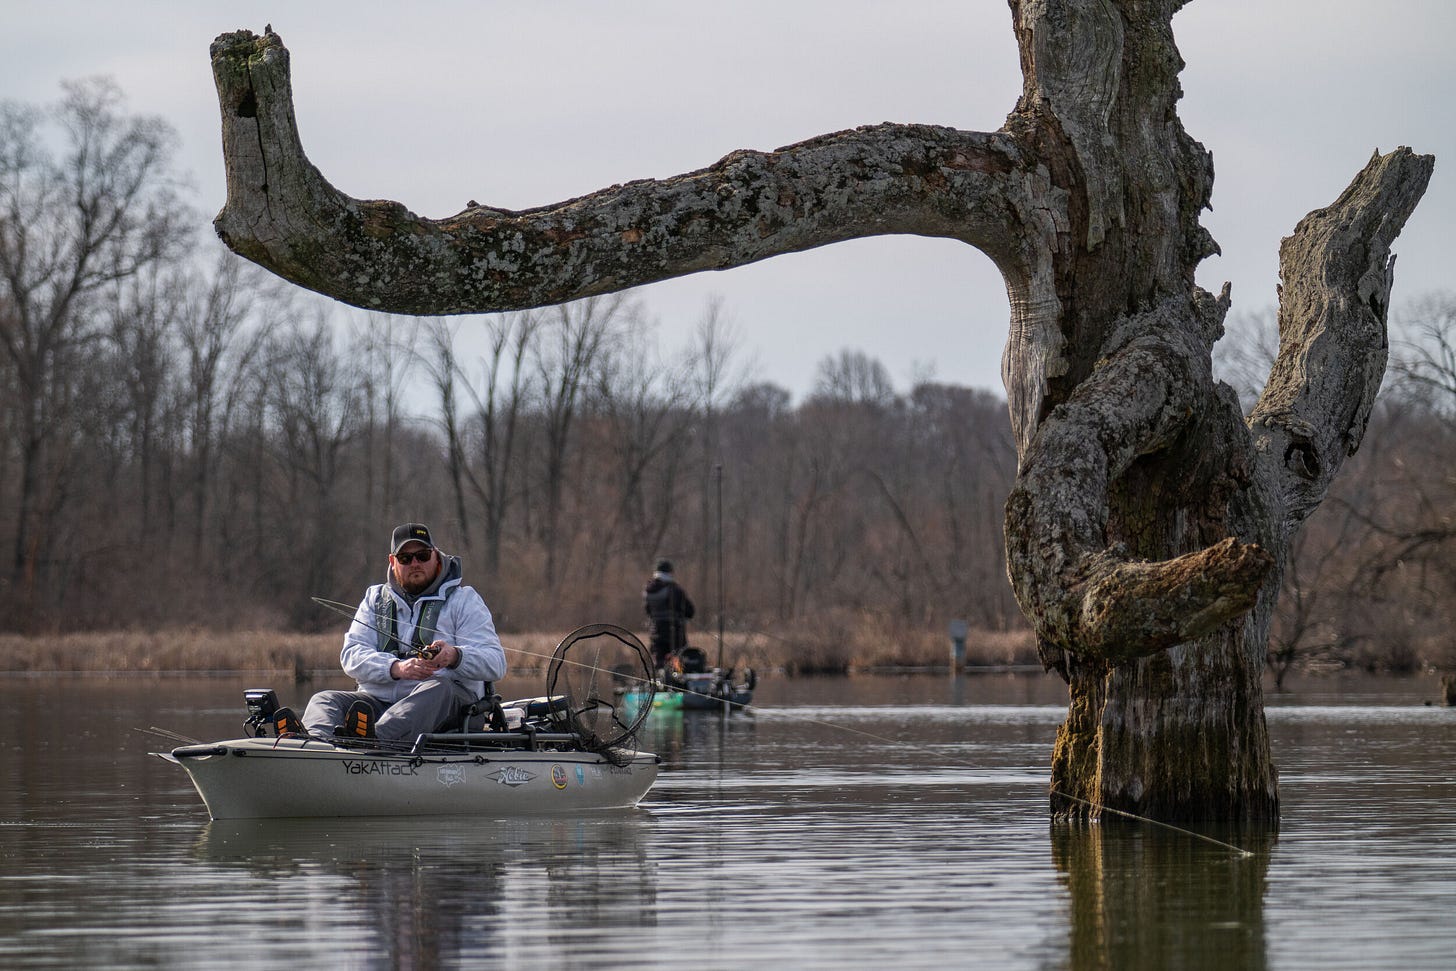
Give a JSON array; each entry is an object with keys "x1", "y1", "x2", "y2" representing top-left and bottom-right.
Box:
[
  {"x1": 908, "y1": 382, "x2": 1019, "y2": 630},
  {"x1": 688, "y1": 295, "x2": 753, "y2": 563},
  {"x1": 352, "y1": 311, "x2": 416, "y2": 528},
  {"x1": 1393, "y1": 294, "x2": 1456, "y2": 410},
  {"x1": 264, "y1": 312, "x2": 364, "y2": 616},
  {"x1": 1333, "y1": 295, "x2": 1456, "y2": 670},
  {"x1": 0, "y1": 78, "x2": 189, "y2": 610},
  {"x1": 207, "y1": 9, "x2": 1432, "y2": 822},
  {"x1": 465, "y1": 311, "x2": 539, "y2": 579},
  {"x1": 102, "y1": 261, "x2": 182, "y2": 543},
  {"x1": 418, "y1": 317, "x2": 473, "y2": 549},
  {"x1": 811, "y1": 349, "x2": 897, "y2": 407},
  {"x1": 528, "y1": 295, "x2": 629, "y2": 587},
  {"x1": 689, "y1": 296, "x2": 753, "y2": 422},
  {"x1": 1212, "y1": 308, "x2": 1280, "y2": 413},
  {"x1": 591, "y1": 313, "x2": 694, "y2": 569},
  {"x1": 176, "y1": 247, "x2": 276, "y2": 562}
]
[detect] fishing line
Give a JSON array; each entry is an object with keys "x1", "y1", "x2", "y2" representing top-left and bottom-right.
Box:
[
  {"x1": 313, "y1": 595, "x2": 736, "y2": 700},
  {"x1": 309, "y1": 595, "x2": 1254, "y2": 857},
  {"x1": 674, "y1": 692, "x2": 1254, "y2": 859},
  {"x1": 1045, "y1": 790, "x2": 1255, "y2": 858},
  {"x1": 731, "y1": 702, "x2": 1255, "y2": 858},
  {"x1": 310, "y1": 595, "x2": 663, "y2": 689}
]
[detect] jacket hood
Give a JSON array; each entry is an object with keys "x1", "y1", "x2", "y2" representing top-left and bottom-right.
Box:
[{"x1": 388, "y1": 553, "x2": 463, "y2": 604}]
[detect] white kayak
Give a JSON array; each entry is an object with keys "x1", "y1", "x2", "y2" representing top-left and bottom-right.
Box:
[
  {"x1": 159, "y1": 624, "x2": 663, "y2": 821},
  {"x1": 161, "y1": 735, "x2": 658, "y2": 820}
]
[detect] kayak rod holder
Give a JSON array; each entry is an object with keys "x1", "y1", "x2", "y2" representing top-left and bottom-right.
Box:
[{"x1": 408, "y1": 731, "x2": 581, "y2": 755}]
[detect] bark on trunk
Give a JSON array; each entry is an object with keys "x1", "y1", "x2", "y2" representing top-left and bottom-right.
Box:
[{"x1": 207, "y1": 4, "x2": 1433, "y2": 821}]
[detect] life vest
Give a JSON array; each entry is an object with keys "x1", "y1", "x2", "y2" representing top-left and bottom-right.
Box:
[{"x1": 373, "y1": 586, "x2": 454, "y2": 658}]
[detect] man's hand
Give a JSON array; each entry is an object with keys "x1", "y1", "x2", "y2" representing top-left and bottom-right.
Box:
[
  {"x1": 391, "y1": 656, "x2": 439, "y2": 680},
  {"x1": 391, "y1": 641, "x2": 459, "y2": 679},
  {"x1": 424, "y1": 640, "x2": 461, "y2": 667}
]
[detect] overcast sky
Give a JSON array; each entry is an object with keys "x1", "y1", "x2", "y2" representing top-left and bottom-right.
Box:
[{"x1": 6, "y1": 1, "x2": 1452, "y2": 398}]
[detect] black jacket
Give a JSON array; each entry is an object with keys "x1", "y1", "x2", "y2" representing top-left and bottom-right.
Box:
[{"x1": 643, "y1": 575, "x2": 695, "y2": 652}]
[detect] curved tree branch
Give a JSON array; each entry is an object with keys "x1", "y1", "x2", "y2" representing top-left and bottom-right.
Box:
[
  {"x1": 209, "y1": 29, "x2": 1039, "y2": 316},
  {"x1": 1250, "y1": 147, "x2": 1435, "y2": 530}
]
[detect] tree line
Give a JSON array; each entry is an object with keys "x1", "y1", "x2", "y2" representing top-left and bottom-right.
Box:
[
  {"x1": 0, "y1": 79, "x2": 1020, "y2": 645},
  {"x1": 2, "y1": 80, "x2": 1451, "y2": 679}
]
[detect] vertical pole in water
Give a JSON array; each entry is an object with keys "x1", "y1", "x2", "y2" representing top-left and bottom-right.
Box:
[
  {"x1": 948, "y1": 618, "x2": 968, "y2": 674},
  {"x1": 716, "y1": 464, "x2": 726, "y2": 662},
  {"x1": 719, "y1": 460, "x2": 733, "y2": 719}
]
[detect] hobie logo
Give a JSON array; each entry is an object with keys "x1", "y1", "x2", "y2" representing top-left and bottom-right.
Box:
[
  {"x1": 437, "y1": 765, "x2": 465, "y2": 788},
  {"x1": 488, "y1": 766, "x2": 535, "y2": 787}
]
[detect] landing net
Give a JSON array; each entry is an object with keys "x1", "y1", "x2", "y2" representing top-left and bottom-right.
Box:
[{"x1": 546, "y1": 624, "x2": 655, "y2": 752}]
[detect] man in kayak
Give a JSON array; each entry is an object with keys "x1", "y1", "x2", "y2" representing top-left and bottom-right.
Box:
[
  {"x1": 643, "y1": 559, "x2": 695, "y2": 672},
  {"x1": 274, "y1": 523, "x2": 507, "y2": 742}
]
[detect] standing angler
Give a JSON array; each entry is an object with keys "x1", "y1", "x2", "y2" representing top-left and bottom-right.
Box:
[{"x1": 643, "y1": 559, "x2": 695, "y2": 673}]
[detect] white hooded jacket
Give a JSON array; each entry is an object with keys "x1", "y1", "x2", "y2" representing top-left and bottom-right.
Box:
[{"x1": 340, "y1": 553, "x2": 507, "y2": 704}]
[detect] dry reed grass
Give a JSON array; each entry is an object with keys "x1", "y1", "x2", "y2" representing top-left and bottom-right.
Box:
[
  {"x1": 0, "y1": 629, "x2": 341, "y2": 675},
  {"x1": 0, "y1": 622, "x2": 1037, "y2": 676},
  {"x1": 728, "y1": 610, "x2": 1039, "y2": 674}
]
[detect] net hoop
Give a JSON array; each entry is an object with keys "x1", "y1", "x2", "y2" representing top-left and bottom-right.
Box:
[{"x1": 546, "y1": 623, "x2": 655, "y2": 750}]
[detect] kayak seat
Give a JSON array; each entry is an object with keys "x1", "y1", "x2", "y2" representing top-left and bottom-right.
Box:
[
  {"x1": 678, "y1": 646, "x2": 708, "y2": 673},
  {"x1": 447, "y1": 684, "x2": 507, "y2": 733}
]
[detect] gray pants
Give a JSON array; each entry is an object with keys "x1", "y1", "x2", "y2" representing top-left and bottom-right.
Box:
[{"x1": 302, "y1": 679, "x2": 475, "y2": 741}]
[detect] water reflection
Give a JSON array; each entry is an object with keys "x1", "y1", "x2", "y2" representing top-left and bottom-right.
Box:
[
  {"x1": 641, "y1": 707, "x2": 758, "y2": 772},
  {"x1": 193, "y1": 814, "x2": 658, "y2": 967},
  {"x1": 1049, "y1": 822, "x2": 1275, "y2": 971}
]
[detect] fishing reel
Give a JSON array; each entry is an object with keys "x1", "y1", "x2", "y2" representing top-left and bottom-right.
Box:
[{"x1": 243, "y1": 688, "x2": 280, "y2": 737}]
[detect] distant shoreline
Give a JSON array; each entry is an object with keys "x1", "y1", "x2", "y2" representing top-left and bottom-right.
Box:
[
  {"x1": 0, "y1": 627, "x2": 1039, "y2": 677},
  {"x1": 4, "y1": 629, "x2": 1443, "y2": 698}
]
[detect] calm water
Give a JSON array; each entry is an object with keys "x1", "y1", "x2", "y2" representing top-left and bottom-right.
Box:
[{"x1": 1, "y1": 671, "x2": 1453, "y2": 969}]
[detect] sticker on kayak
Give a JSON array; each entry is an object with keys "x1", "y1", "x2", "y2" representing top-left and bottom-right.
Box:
[
  {"x1": 488, "y1": 766, "x2": 535, "y2": 787},
  {"x1": 552, "y1": 764, "x2": 568, "y2": 789},
  {"x1": 437, "y1": 765, "x2": 465, "y2": 788}
]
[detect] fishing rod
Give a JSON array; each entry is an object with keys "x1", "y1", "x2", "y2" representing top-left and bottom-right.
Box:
[
  {"x1": 310, "y1": 596, "x2": 445, "y2": 660},
  {"x1": 309, "y1": 595, "x2": 731, "y2": 708}
]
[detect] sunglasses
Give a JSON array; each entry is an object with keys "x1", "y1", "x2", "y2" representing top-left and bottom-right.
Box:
[{"x1": 393, "y1": 548, "x2": 435, "y2": 565}]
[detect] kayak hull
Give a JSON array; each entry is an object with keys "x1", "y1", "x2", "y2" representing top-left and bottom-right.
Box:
[{"x1": 162, "y1": 737, "x2": 658, "y2": 820}]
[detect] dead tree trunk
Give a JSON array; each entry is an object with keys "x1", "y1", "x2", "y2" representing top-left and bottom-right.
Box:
[{"x1": 207, "y1": 3, "x2": 1432, "y2": 822}]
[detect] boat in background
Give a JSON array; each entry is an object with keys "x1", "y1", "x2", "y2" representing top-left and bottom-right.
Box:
[
  {"x1": 625, "y1": 645, "x2": 755, "y2": 712},
  {"x1": 667, "y1": 646, "x2": 754, "y2": 710},
  {"x1": 633, "y1": 465, "x2": 756, "y2": 713}
]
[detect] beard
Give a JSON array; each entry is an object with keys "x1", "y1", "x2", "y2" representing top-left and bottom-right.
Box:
[{"x1": 394, "y1": 561, "x2": 441, "y2": 596}]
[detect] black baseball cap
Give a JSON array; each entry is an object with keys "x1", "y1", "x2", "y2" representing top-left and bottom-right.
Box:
[{"x1": 390, "y1": 523, "x2": 434, "y2": 554}]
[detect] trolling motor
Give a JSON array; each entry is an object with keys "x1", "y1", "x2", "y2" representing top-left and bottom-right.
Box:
[{"x1": 243, "y1": 688, "x2": 280, "y2": 737}]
